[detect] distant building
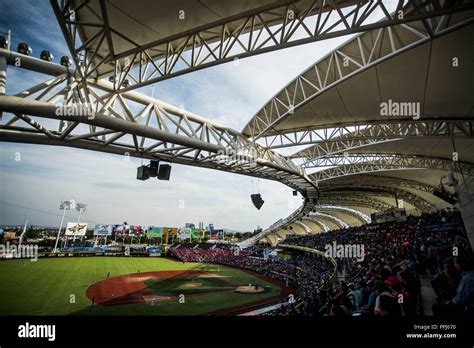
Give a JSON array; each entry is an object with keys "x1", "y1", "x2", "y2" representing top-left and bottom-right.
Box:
[
  {"x1": 185, "y1": 223, "x2": 195, "y2": 229},
  {"x1": 3, "y1": 231, "x2": 19, "y2": 242}
]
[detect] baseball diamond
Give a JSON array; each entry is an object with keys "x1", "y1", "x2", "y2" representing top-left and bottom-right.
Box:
[{"x1": 0, "y1": 257, "x2": 292, "y2": 316}]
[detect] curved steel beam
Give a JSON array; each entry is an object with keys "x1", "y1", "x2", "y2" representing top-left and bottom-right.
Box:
[
  {"x1": 275, "y1": 229, "x2": 293, "y2": 240},
  {"x1": 315, "y1": 204, "x2": 370, "y2": 224},
  {"x1": 320, "y1": 186, "x2": 434, "y2": 211},
  {"x1": 51, "y1": 0, "x2": 473, "y2": 92},
  {"x1": 310, "y1": 154, "x2": 472, "y2": 182},
  {"x1": 308, "y1": 211, "x2": 349, "y2": 229},
  {"x1": 280, "y1": 120, "x2": 474, "y2": 155},
  {"x1": 302, "y1": 217, "x2": 330, "y2": 232},
  {"x1": 244, "y1": 6, "x2": 474, "y2": 138},
  {"x1": 0, "y1": 48, "x2": 304, "y2": 176},
  {"x1": 295, "y1": 220, "x2": 313, "y2": 234},
  {"x1": 305, "y1": 153, "x2": 471, "y2": 169},
  {"x1": 318, "y1": 196, "x2": 393, "y2": 211},
  {"x1": 318, "y1": 174, "x2": 438, "y2": 193},
  {"x1": 264, "y1": 234, "x2": 279, "y2": 247}
]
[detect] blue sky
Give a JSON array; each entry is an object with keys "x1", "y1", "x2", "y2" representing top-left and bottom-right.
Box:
[{"x1": 0, "y1": 0, "x2": 382, "y2": 231}]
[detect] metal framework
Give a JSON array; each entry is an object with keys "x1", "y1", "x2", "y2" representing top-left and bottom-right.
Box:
[
  {"x1": 0, "y1": 50, "x2": 317, "y2": 186},
  {"x1": 310, "y1": 154, "x2": 473, "y2": 182},
  {"x1": 318, "y1": 195, "x2": 394, "y2": 210},
  {"x1": 0, "y1": 48, "x2": 321, "y2": 249},
  {"x1": 308, "y1": 211, "x2": 349, "y2": 228},
  {"x1": 1, "y1": 1, "x2": 473, "y2": 247},
  {"x1": 50, "y1": 0, "x2": 473, "y2": 93},
  {"x1": 267, "y1": 120, "x2": 474, "y2": 154},
  {"x1": 244, "y1": 2, "x2": 474, "y2": 139},
  {"x1": 295, "y1": 221, "x2": 314, "y2": 234},
  {"x1": 302, "y1": 217, "x2": 330, "y2": 232},
  {"x1": 315, "y1": 204, "x2": 371, "y2": 223},
  {"x1": 318, "y1": 174, "x2": 439, "y2": 192},
  {"x1": 320, "y1": 185, "x2": 434, "y2": 211}
]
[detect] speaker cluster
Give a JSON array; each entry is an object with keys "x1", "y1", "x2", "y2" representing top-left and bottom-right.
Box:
[
  {"x1": 137, "y1": 160, "x2": 172, "y2": 181},
  {"x1": 251, "y1": 193, "x2": 264, "y2": 210}
]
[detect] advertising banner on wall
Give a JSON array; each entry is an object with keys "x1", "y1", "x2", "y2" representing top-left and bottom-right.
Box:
[
  {"x1": 163, "y1": 227, "x2": 178, "y2": 237},
  {"x1": 191, "y1": 228, "x2": 205, "y2": 239},
  {"x1": 65, "y1": 222, "x2": 88, "y2": 236},
  {"x1": 129, "y1": 225, "x2": 144, "y2": 235},
  {"x1": 113, "y1": 224, "x2": 128, "y2": 236},
  {"x1": 210, "y1": 229, "x2": 224, "y2": 240},
  {"x1": 177, "y1": 228, "x2": 191, "y2": 239},
  {"x1": 148, "y1": 226, "x2": 163, "y2": 238},
  {"x1": 93, "y1": 224, "x2": 114, "y2": 236}
]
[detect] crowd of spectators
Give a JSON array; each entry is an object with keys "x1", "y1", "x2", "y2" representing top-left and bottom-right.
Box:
[
  {"x1": 172, "y1": 209, "x2": 473, "y2": 317},
  {"x1": 281, "y1": 209, "x2": 473, "y2": 316},
  {"x1": 171, "y1": 247, "x2": 269, "y2": 271}
]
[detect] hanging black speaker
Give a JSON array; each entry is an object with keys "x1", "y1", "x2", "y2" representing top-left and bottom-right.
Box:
[
  {"x1": 136, "y1": 165, "x2": 150, "y2": 180},
  {"x1": 149, "y1": 160, "x2": 159, "y2": 177},
  {"x1": 251, "y1": 194, "x2": 264, "y2": 210},
  {"x1": 158, "y1": 164, "x2": 172, "y2": 180}
]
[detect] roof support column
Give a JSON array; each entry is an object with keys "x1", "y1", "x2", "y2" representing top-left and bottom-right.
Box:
[{"x1": 0, "y1": 55, "x2": 6, "y2": 96}]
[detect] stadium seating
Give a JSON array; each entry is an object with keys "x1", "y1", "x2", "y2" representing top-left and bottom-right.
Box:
[{"x1": 172, "y1": 209, "x2": 474, "y2": 317}]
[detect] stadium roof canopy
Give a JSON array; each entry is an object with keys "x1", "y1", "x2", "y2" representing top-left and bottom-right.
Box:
[
  {"x1": 68, "y1": 0, "x2": 359, "y2": 79},
  {"x1": 1, "y1": 0, "x2": 474, "y2": 246},
  {"x1": 242, "y1": 8, "x2": 474, "y2": 222}
]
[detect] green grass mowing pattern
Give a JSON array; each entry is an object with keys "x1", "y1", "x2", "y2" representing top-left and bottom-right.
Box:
[{"x1": 0, "y1": 257, "x2": 281, "y2": 315}]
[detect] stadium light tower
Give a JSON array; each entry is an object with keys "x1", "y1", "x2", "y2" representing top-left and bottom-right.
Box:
[
  {"x1": 53, "y1": 200, "x2": 75, "y2": 252},
  {"x1": 75, "y1": 203, "x2": 87, "y2": 242},
  {"x1": 18, "y1": 219, "x2": 28, "y2": 249}
]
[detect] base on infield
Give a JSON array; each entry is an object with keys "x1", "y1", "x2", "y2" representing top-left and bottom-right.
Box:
[{"x1": 142, "y1": 295, "x2": 174, "y2": 305}]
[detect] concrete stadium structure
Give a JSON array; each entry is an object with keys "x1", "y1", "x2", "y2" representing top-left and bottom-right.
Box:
[{"x1": 1, "y1": 0, "x2": 473, "y2": 247}]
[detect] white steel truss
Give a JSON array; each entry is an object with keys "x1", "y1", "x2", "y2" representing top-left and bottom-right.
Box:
[
  {"x1": 309, "y1": 154, "x2": 473, "y2": 182},
  {"x1": 295, "y1": 220, "x2": 314, "y2": 234},
  {"x1": 318, "y1": 195, "x2": 394, "y2": 210},
  {"x1": 302, "y1": 217, "x2": 330, "y2": 232},
  {"x1": 308, "y1": 211, "x2": 349, "y2": 228},
  {"x1": 264, "y1": 120, "x2": 474, "y2": 153},
  {"x1": 0, "y1": 50, "x2": 312, "y2": 184},
  {"x1": 315, "y1": 204, "x2": 371, "y2": 223},
  {"x1": 0, "y1": 49, "x2": 321, "y2": 248},
  {"x1": 244, "y1": 3, "x2": 474, "y2": 139},
  {"x1": 320, "y1": 185, "x2": 434, "y2": 211},
  {"x1": 50, "y1": 0, "x2": 474, "y2": 93},
  {"x1": 318, "y1": 174, "x2": 438, "y2": 193}
]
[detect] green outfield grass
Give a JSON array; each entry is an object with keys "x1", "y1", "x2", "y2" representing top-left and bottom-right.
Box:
[{"x1": 0, "y1": 257, "x2": 281, "y2": 315}]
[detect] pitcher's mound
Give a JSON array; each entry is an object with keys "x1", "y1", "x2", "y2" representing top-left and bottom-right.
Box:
[
  {"x1": 184, "y1": 282, "x2": 203, "y2": 287},
  {"x1": 235, "y1": 285, "x2": 265, "y2": 294}
]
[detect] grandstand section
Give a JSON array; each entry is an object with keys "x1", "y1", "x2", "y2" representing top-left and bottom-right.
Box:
[{"x1": 0, "y1": 0, "x2": 473, "y2": 336}]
